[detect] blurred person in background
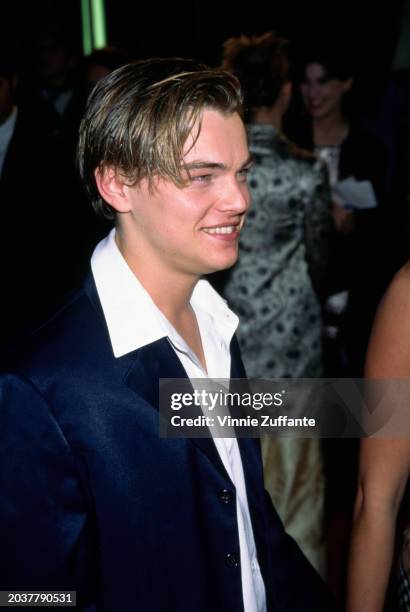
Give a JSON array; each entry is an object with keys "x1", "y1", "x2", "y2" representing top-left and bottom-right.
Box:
[
  {"x1": 221, "y1": 31, "x2": 332, "y2": 576},
  {"x1": 288, "y1": 41, "x2": 389, "y2": 603},
  {"x1": 289, "y1": 42, "x2": 388, "y2": 377},
  {"x1": 58, "y1": 45, "x2": 131, "y2": 144},
  {"x1": 22, "y1": 27, "x2": 78, "y2": 132},
  {"x1": 0, "y1": 51, "x2": 71, "y2": 349}
]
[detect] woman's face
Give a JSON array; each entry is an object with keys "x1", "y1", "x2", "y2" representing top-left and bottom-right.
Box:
[{"x1": 301, "y1": 62, "x2": 352, "y2": 120}]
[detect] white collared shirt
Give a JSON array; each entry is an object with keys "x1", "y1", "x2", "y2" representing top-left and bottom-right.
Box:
[
  {"x1": 91, "y1": 229, "x2": 267, "y2": 612},
  {"x1": 0, "y1": 106, "x2": 17, "y2": 176}
]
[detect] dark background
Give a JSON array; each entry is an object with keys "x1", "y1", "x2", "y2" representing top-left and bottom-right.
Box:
[{"x1": 2, "y1": 1, "x2": 404, "y2": 77}]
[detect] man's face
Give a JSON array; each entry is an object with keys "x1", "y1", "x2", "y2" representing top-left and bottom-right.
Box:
[{"x1": 120, "y1": 109, "x2": 251, "y2": 279}]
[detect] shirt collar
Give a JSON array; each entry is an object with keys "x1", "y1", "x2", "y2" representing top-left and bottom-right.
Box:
[{"x1": 91, "y1": 228, "x2": 238, "y2": 358}]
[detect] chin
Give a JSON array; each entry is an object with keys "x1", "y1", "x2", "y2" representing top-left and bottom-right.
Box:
[
  {"x1": 311, "y1": 106, "x2": 332, "y2": 121},
  {"x1": 205, "y1": 255, "x2": 238, "y2": 274}
]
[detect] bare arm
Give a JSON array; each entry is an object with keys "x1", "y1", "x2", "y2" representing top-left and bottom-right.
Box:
[{"x1": 347, "y1": 264, "x2": 410, "y2": 612}]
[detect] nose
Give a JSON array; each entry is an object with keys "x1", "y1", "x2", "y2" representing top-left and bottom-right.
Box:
[
  {"x1": 217, "y1": 176, "x2": 250, "y2": 214},
  {"x1": 309, "y1": 84, "x2": 321, "y2": 100},
  {"x1": 302, "y1": 82, "x2": 317, "y2": 102}
]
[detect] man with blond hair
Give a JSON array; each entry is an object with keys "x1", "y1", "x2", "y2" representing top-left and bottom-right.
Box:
[{"x1": 0, "y1": 58, "x2": 332, "y2": 611}]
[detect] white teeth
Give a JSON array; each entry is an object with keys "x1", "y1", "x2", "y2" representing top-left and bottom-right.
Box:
[{"x1": 203, "y1": 225, "x2": 237, "y2": 235}]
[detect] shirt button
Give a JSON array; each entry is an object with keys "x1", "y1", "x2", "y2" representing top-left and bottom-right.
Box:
[
  {"x1": 225, "y1": 552, "x2": 240, "y2": 568},
  {"x1": 218, "y1": 489, "x2": 234, "y2": 504}
]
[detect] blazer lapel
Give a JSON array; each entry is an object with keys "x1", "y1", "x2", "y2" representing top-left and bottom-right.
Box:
[
  {"x1": 229, "y1": 335, "x2": 247, "y2": 379},
  {"x1": 124, "y1": 339, "x2": 232, "y2": 484},
  {"x1": 229, "y1": 335, "x2": 268, "y2": 556},
  {"x1": 83, "y1": 270, "x2": 233, "y2": 484}
]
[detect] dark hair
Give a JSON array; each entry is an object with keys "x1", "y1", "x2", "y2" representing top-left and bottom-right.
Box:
[
  {"x1": 299, "y1": 44, "x2": 355, "y2": 82},
  {"x1": 221, "y1": 32, "x2": 289, "y2": 113},
  {"x1": 77, "y1": 57, "x2": 243, "y2": 221}
]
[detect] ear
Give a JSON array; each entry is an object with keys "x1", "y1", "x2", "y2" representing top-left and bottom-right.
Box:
[{"x1": 94, "y1": 166, "x2": 131, "y2": 213}]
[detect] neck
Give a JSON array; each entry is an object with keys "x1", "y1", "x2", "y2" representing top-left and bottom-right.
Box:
[
  {"x1": 114, "y1": 226, "x2": 207, "y2": 371},
  {"x1": 114, "y1": 228, "x2": 198, "y2": 323},
  {"x1": 313, "y1": 109, "x2": 348, "y2": 146},
  {"x1": 251, "y1": 105, "x2": 282, "y2": 131}
]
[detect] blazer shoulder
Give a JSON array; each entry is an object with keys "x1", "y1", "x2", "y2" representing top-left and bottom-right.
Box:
[{"x1": 2, "y1": 286, "x2": 112, "y2": 385}]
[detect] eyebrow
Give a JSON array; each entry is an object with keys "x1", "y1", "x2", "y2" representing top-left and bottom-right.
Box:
[{"x1": 183, "y1": 155, "x2": 254, "y2": 172}]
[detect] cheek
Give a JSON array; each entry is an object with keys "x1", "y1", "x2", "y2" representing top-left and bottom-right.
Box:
[
  {"x1": 155, "y1": 200, "x2": 200, "y2": 242},
  {"x1": 178, "y1": 191, "x2": 214, "y2": 223}
]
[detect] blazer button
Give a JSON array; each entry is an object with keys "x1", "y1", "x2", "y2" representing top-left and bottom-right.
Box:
[
  {"x1": 225, "y1": 552, "x2": 240, "y2": 568},
  {"x1": 218, "y1": 489, "x2": 234, "y2": 504}
]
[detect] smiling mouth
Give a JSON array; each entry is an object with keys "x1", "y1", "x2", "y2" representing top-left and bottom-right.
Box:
[{"x1": 202, "y1": 225, "x2": 239, "y2": 235}]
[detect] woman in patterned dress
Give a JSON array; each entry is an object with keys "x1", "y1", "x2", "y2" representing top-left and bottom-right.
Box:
[{"x1": 221, "y1": 32, "x2": 332, "y2": 574}]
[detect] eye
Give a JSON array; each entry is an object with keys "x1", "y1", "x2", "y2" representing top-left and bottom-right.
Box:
[
  {"x1": 237, "y1": 167, "x2": 251, "y2": 182},
  {"x1": 191, "y1": 174, "x2": 212, "y2": 183}
]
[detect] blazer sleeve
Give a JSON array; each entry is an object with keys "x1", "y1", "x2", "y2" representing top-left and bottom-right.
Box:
[{"x1": 0, "y1": 373, "x2": 94, "y2": 601}]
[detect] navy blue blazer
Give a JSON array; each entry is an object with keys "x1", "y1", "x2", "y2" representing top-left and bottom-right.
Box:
[{"x1": 0, "y1": 273, "x2": 333, "y2": 611}]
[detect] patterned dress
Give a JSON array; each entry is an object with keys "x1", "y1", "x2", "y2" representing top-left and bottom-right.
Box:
[
  {"x1": 225, "y1": 124, "x2": 330, "y2": 378},
  {"x1": 224, "y1": 124, "x2": 331, "y2": 574}
]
